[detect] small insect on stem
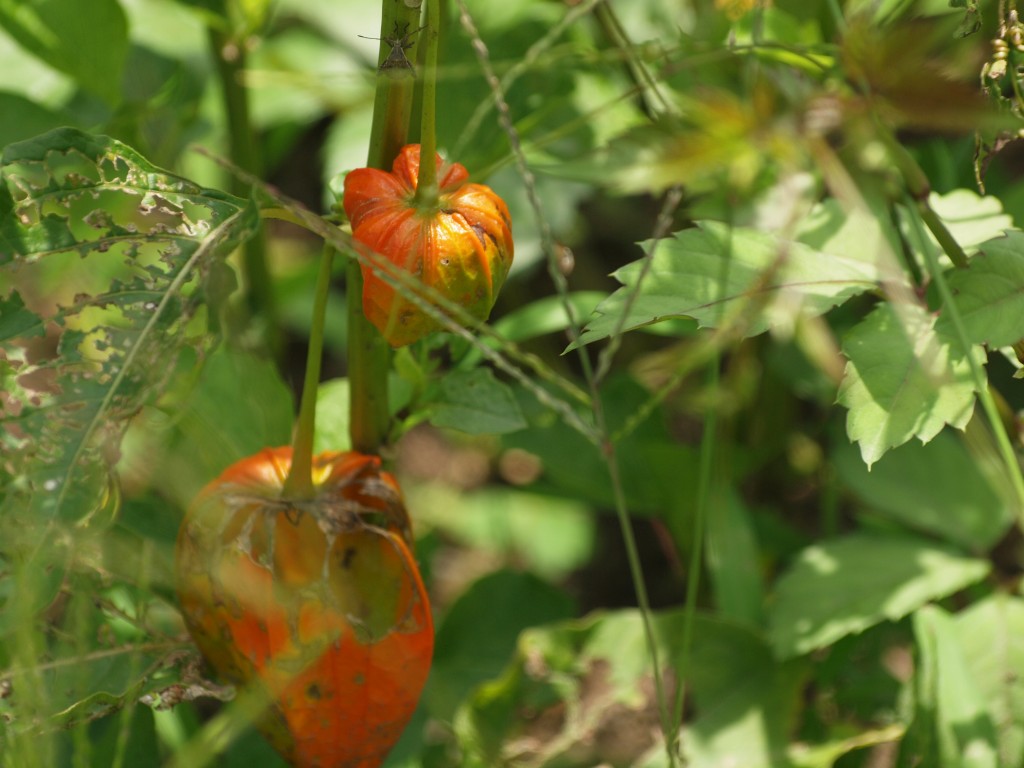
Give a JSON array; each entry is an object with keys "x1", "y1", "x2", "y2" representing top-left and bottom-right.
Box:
[{"x1": 360, "y1": 22, "x2": 426, "y2": 77}]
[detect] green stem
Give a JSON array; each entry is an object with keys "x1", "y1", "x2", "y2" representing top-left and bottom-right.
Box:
[
  {"x1": 919, "y1": 203, "x2": 969, "y2": 269},
  {"x1": 414, "y1": 0, "x2": 441, "y2": 207},
  {"x1": 668, "y1": 359, "x2": 717, "y2": 760},
  {"x1": 906, "y1": 194, "x2": 1024, "y2": 521},
  {"x1": 208, "y1": 28, "x2": 280, "y2": 353},
  {"x1": 283, "y1": 244, "x2": 335, "y2": 498},
  {"x1": 348, "y1": 260, "x2": 393, "y2": 454},
  {"x1": 349, "y1": 0, "x2": 422, "y2": 455}
]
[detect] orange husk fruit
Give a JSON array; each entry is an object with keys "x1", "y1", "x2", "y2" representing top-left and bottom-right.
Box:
[
  {"x1": 342, "y1": 144, "x2": 514, "y2": 347},
  {"x1": 175, "y1": 447, "x2": 433, "y2": 768}
]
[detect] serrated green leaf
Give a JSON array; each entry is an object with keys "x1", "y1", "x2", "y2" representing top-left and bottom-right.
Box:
[
  {"x1": 0, "y1": 0, "x2": 129, "y2": 106},
  {"x1": 938, "y1": 231, "x2": 1024, "y2": 349},
  {"x1": 768, "y1": 533, "x2": 990, "y2": 659},
  {"x1": 834, "y1": 430, "x2": 1013, "y2": 551},
  {"x1": 577, "y1": 219, "x2": 879, "y2": 347},
  {"x1": 0, "y1": 126, "x2": 256, "y2": 524},
  {"x1": 837, "y1": 301, "x2": 983, "y2": 467},
  {"x1": 428, "y1": 367, "x2": 527, "y2": 435}
]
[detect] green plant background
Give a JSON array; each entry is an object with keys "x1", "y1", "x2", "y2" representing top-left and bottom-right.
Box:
[{"x1": 4, "y1": 0, "x2": 1024, "y2": 767}]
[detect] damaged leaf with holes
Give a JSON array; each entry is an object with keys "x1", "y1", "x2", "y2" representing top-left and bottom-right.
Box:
[{"x1": 0, "y1": 127, "x2": 258, "y2": 528}]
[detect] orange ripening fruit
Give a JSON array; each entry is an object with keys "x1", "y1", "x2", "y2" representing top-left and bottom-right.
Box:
[
  {"x1": 175, "y1": 447, "x2": 433, "y2": 768},
  {"x1": 342, "y1": 144, "x2": 514, "y2": 347}
]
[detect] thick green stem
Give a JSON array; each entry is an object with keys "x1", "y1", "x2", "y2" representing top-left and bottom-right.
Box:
[
  {"x1": 283, "y1": 244, "x2": 335, "y2": 499},
  {"x1": 414, "y1": 0, "x2": 441, "y2": 206},
  {"x1": 208, "y1": 28, "x2": 280, "y2": 353},
  {"x1": 347, "y1": 261, "x2": 394, "y2": 454},
  {"x1": 349, "y1": 0, "x2": 422, "y2": 455}
]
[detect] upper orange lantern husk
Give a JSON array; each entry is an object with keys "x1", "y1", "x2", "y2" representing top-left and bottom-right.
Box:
[{"x1": 342, "y1": 144, "x2": 514, "y2": 347}]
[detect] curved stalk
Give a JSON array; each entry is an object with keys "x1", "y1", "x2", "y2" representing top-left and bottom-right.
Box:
[{"x1": 283, "y1": 244, "x2": 335, "y2": 498}]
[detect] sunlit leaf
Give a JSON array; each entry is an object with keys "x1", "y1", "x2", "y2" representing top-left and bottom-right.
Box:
[
  {"x1": 924, "y1": 190, "x2": 1013, "y2": 254},
  {"x1": 768, "y1": 534, "x2": 989, "y2": 658},
  {"x1": 577, "y1": 219, "x2": 880, "y2": 347},
  {"x1": 953, "y1": 595, "x2": 1024, "y2": 764},
  {"x1": 837, "y1": 302, "x2": 982, "y2": 467},
  {"x1": 900, "y1": 605, "x2": 999, "y2": 767}
]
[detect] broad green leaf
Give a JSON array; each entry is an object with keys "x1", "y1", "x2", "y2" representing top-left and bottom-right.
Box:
[
  {"x1": 706, "y1": 489, "x2": 764, "y2": 626},
  {"x1": 837, "y1": 302, "x2": 983, "y2": 467},
  {"x1": 454, "y1": 609, "x2": 805, "y2": 768},
  {"x1": 504, "y1": 377, "x2": 700, "y2": 518},
  {"x1": 768, "y1": 533, "x2": 990, "y2": 658},
  {"x1": 90, "y1": 707, "x2": 161, "y2": 768},
  {"x1": 429, "y1": 569, "x2": 575, "y2": 720},
  {"x1": 793, "y1": 197, "x2": 903, "y2": 272},
  {"x1": 900, "y1": 605, "x2": 999, "y2": 768},
  {"x1": 0, "y1": 91, "x2": 69, "y2": 148},
  {"x1": 577, "y1": 220, "x2": 879, "y2": 347},
  {"x1": 834, "y1": 430, "x2": 1013, "y2": 551},
  {"x1": 953, "y1": 594, "x2": 1024, "y2": 764},
  {"x1": 428, "y1": 367, "x2": 527, "y2": 435},
  {"x1": 0, "y1": 126, "x2": 256, "y2": 567},
  {"x1": 0, "y1": 0, "x2": 129, "y2": 106},
  {"x1": 938, "y1": 231, "x2": 1024, "y2": 349},
  {"x1": 151, "y1": 345, "x2": 294, "y2": 507}
]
